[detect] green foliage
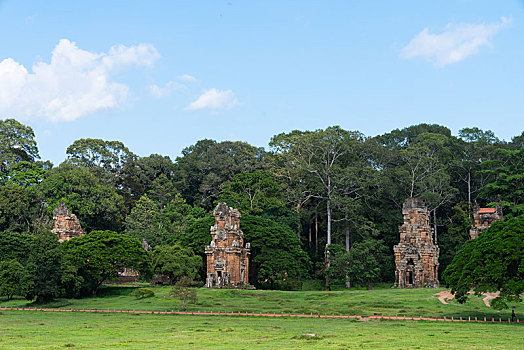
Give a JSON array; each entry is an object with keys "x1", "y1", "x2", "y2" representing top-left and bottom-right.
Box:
[
  {"x1": 62, "y1": 231, "x2": 151, "y2": 296},
  {"x1": 125, "y1": 194, "x2": 203, "y2": 248},
  {"x1": 170, "y1": 276, "x2": 197, "y2": 309},
  {"x1": 175, "y1": 139, "x2": 268, "y2": 209},
  {"x1": 124, "y1": 194, "x2": 165, "y2": 247},
  {"x1": 480, "y1": 148, "x2": 524, "y2": 217},
  {"x1": 5, "y1": 161, "x2": 47, "y2": 187},
  {"x1": 66, "y1": 138, "x2": 135, "y2": 175},
  {"x1": 130, "y1": 288, "x2": 155, "y2": 299},
  {"x1": 220, "y1": 171, "x2": 285, "y2": 215},
  {"x1": 0, "y1": 259, "x2": 25, "y2": 300},
  {"x1": 0, "y1": 231, "x2": 33, "y2": 263},
  {"x1": 242, "y1": 214, "x2": 311, "y2": 289},
  {"x1": 444, "y1": 215, "x2": 524, "y2": 309},
  {"x1": 152, "y1": 244, "x2": 202, "y2": 284},
  {"x1": 325, "y1": 244, "x2": 350, "y2": 285},
  {"x1": 0, "y1": 185, "x2": 40, "y2": 232},
  {"x1": 439, "y1": 202, "x2": 472, "y2": 272},
  {"x1": 23, "y1": 230, "x2": 63, "y2": 302},
  {"x1": 348, "y1": 237, "x2": 389, "y2": 289},
  {"x1": 38, "y1": 164, "x2": 125, "y2": 232},
  {"x1": 0, "y1": 119, "x2": 40, "y2": 181}
]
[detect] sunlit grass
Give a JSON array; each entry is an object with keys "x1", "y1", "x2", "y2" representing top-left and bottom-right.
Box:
[
  {"x1": 0, "y1": 311, "x2": 522, "y2": 349},
  {"x1": 1, "y1": 284, "x2": 522, "y2": 320}
]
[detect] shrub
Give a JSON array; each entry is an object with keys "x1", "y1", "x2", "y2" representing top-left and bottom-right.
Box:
[{"x1": 130, "y1": 288, "x2": 155, "y2": 299}]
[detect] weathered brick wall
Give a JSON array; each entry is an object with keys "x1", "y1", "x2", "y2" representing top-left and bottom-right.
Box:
[
  {"x1": 393, "y1": 198, "x2": 439, "y2": 288},
  {"x1": 205, "y1": 202, "x2": 250, "y2": 288},
  {"x1": 51, "y1": 202, "x2": 85, "y2": 242},
  {"x1": 469, "y1": 204, "x2": 503, "y2": 239}
]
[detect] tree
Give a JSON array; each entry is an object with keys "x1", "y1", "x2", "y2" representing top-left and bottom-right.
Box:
[
  {"x1": 220, "y1": 171, "x2": 285, "y2": 215},
  {"x1": 174, "y1": 139, "x2": 268, "y2": 209},
  {"x1": 66, "y1": 138, "x2": 135, "y2": 175},
  {"x1": 0, "y1": 119, "x2": 40, "y2": 181},
  {"x1": 348, "y1": 237, "x2": 389, "y2": 290},
  {"x1": 0, "y1": 231, "x2": 33, "y2": 263},
  {"x1": 170, "y1": 276, "x2": 197, "y2": 310},
  {"x1": 118, "y1": 154, "x2": 178, "y2": 208},
  {"x1": 324, "y1": 244, "x2": 350, "y2": 287},
  {"x1": 479, "y1": 148, "x2": 524, "y2": 217},
  {"x1": 444, "y1": 216, "x2": 524, "y2": 309},
  {"x1": 62, "y1": 231, "x2": 151, "y2": 295},
  {"x1": 0, "y1": 259, "x2": 25, "y2": 300},
  {"x1": 452, "y1": 128, "x2": 501, "y2": 206},
  {"x1": 124, "y1": 194, "x2": 166, "y2": 247},
  {"x1": 5, "y1": 161, "x2": 47, "y2": 187},
  {"x1": 152, "y1": 244, "x2": 202, "y2": 284},
  {"x1": 0, "y1": 184, "x2": 43, "y2": 232},
  {"x1": 23, "y1": 230, "x2": 63, "y2": 302},
  {"x1": 270, "y1": 126, "x2": 365, "y2": 248},
  {"x1": 38, "y1": 164, "x2": 125, "y2": 232},
  {"x1": 242, "y1": 215, "x2": 311, "y2": 289}
]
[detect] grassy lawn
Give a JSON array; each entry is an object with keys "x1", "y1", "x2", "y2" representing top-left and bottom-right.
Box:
[
  {"x1": 1, "y1": 285, "x2": 523, "y2": 320},
  {"x1": 0, "y1": 310, "x2": 522, "y2": 349}
]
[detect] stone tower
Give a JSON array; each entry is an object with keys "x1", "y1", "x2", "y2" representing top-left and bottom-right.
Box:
[
  {"x1": 51, "y1": 202, "x2": 85, "y2": 242},
  {"x1": 205, "y1": 202, "x2": 250, "y2": 288},
  {"x1": 393, "y1": 198, "x2": 439, "y2": 288},
  {"x1": 469, "y1": 203, "x2": 503, "y2": 239}
]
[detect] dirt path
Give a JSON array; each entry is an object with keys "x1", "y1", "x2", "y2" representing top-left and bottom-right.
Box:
[
  {"x1": 434, "y1": 291, "x2": 501, "y2": 307},
  {"x1": 0, "y1": 306, "x2": 521, "y2": 324}
]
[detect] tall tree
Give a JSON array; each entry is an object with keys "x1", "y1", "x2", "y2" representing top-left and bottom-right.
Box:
[
  {"x1": 174, "y1": 140, "x2": 268, "y2": 209},
  {"x1": 270, "y1": 126, "x2": 365, "y2": 247},
  {"x1": 66, "y1": 138, "x2": 135, "y2": 175},
  {"x1": 0, "y1": 119, "x2": 40, "y2": 182},
  {"x1": 479, "y1": 147, "x2": 524, "y2": 217}
]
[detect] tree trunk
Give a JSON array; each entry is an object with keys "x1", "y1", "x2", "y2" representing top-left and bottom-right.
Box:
[
  {"x1": 326, "y1": 199, "x2": 332, "y2": 245},
  {"x1": 315, "y1": 214, "x2": 318, "y2": 254},
  {"x1": 467, "y1": 170, "x2": 471, "y2": 207},
  {"x1": 433, "y1": 208, "x2": 437, "y2": 244},
  {"x1": 308, "y1": 224, "x2": 312, "y2": 248},
  {"x1": 345, "y1": 220, "x2": 351, "y2": 288}
]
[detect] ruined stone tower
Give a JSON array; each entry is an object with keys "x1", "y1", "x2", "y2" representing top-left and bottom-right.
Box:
[
  {"x1": 393, "y1": 198, "x2": 439, "y2": 288},
  {"x1": 205, "y1": 202, "x2": 250, "y2": 288},
  {"x1": 51, "y1": 202, "x2": 85, "y2": 242},
  {"x1": 469, "y1": 203, "x2": 503, "y2": 239}
]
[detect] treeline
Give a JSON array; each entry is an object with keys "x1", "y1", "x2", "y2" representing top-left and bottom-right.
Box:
[{"x1": 0, "y1": 118, "x2": 523, "y2": 298}]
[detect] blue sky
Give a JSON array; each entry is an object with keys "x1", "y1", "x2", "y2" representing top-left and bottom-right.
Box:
[{"x1": 1, "y1": 1, "x2": 523, "y2": 165}]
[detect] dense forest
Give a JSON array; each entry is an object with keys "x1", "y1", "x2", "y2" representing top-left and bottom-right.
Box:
[{"x1": 0, "y1": 118, "x2": 522, "y2": 301}]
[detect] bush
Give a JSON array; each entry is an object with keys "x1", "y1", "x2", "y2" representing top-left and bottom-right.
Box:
[{"x1": 130, "y1": 288, "x2": 155, "y2": 299}]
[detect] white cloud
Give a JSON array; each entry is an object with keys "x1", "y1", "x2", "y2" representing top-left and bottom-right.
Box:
[
  {"x1": 0, "y1": 39, "x2": 160, "y2": 121},
  {"x1": 400, "y1": 17, "x2": 510, "y2": 66},
  {"x1": 178, "y1": 74, "x2": 197, "y2": 82},
  {"x1": 186, "y1": 88, "x2": 238, "y2": 111},
  {"x1": 148, "y1": 81, "x2": 186, "y2": 98}
]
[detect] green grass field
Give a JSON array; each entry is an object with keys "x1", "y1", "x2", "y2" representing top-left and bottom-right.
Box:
[
  {"x1": 0, "y1": 310, "x2": 522, "y2": 349},
  {"x1": 1, "y1": 285, "x2": 523, "y2": 321}
]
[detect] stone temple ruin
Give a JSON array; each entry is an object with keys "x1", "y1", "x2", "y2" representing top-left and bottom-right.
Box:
[
  {"x1": 393, "y1": 198, "x2": 439, "y2": 288},
  {"x1": 52, "y1": 202, "x2": 85, "y2": 242},
  {"x1": 469, "y1": 203, "x2": 503, "y2": 239},
  {"x1": 205, "y1": 202, "x2": 250, "y2": 288}
]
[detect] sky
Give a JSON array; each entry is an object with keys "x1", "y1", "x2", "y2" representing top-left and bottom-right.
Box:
[{"x1": 1, "y1": 1, "x2": 523, "y2": 165}]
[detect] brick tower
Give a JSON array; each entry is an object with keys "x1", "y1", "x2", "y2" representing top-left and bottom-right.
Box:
[
  {"x1": 51, "y1": 202, "x2": 86, "y2": 242},
  {"x1": 205, "y1": 202, "x2": 250, "y2": 288},
  {"x1": 469, "y1": 203, "x2": 503, "y2": 239},
  {"x1": 393, "y1": 198, "x2": 439, "y2": 288}
]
